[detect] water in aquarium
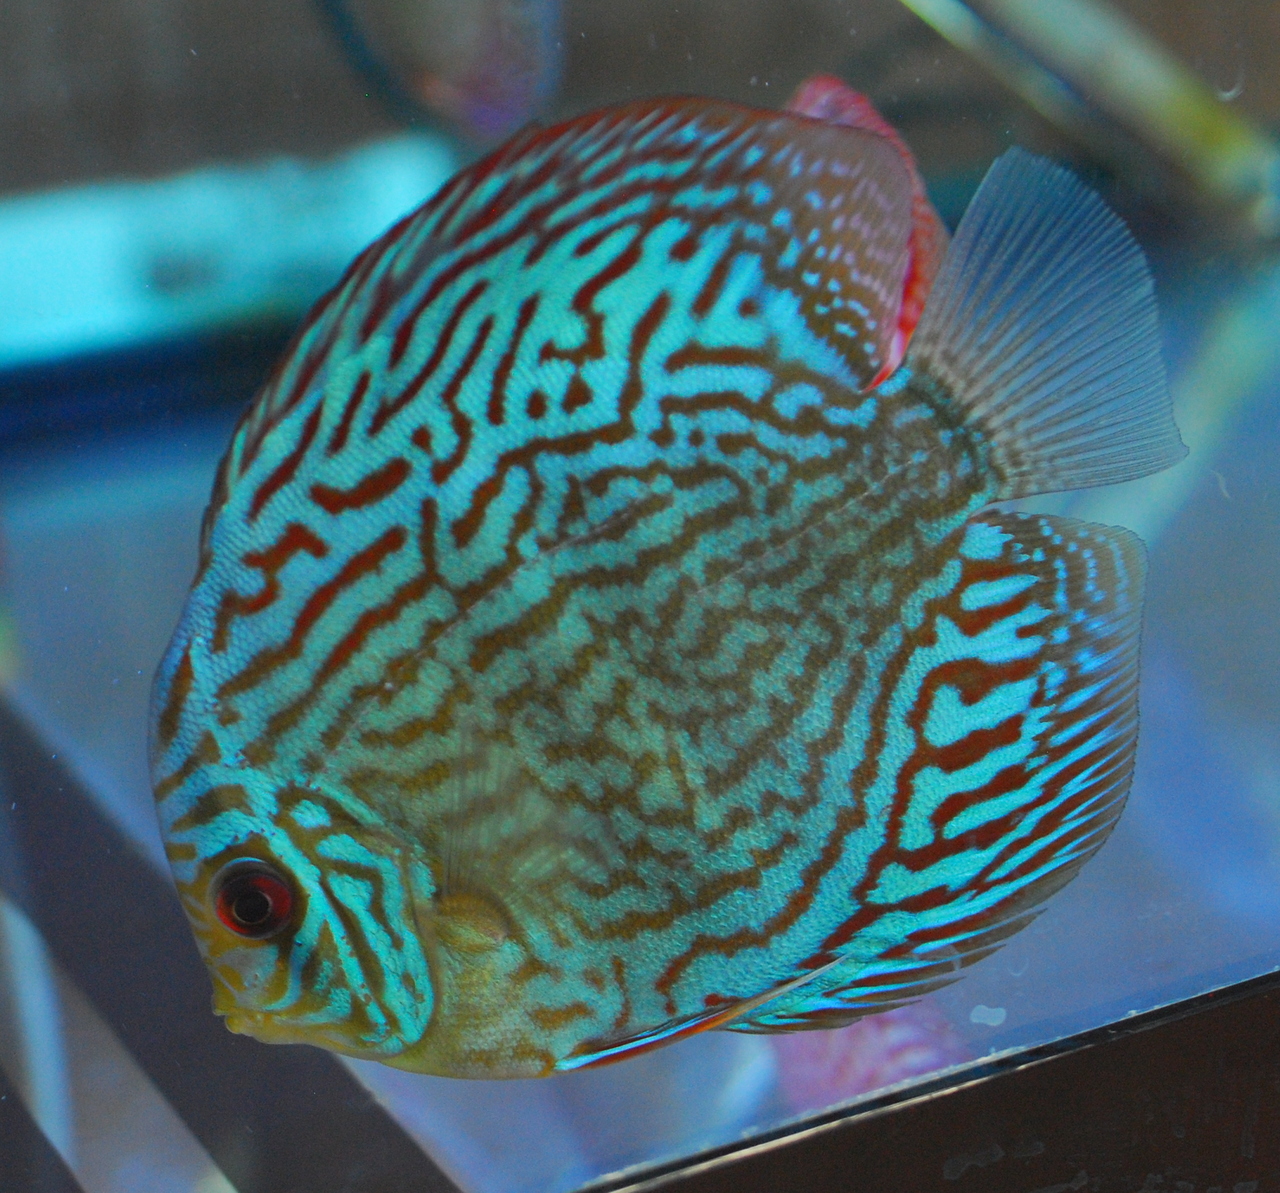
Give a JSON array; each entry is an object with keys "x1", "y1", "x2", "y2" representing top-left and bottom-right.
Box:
[{"x1": 0, "y1": 2, "x2": 1278, "y2": 1191}]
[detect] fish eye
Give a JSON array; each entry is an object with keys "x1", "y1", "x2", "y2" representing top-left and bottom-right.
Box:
[{"x1": 213, "y1": 862, "x2": 295, "y2": 939}]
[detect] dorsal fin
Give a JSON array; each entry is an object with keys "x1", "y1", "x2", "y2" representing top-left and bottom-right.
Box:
[
  {"x1": 723, "y1": 510, "x2": 1145, "y2": 1032},
  {"x1": 787, "y1": 74, "x2": 949, "y2": 378}
]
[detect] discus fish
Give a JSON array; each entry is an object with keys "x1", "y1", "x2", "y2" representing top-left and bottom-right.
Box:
[{"x1": 150, "y1": 80, "x2": 1185, "y2": 1078}]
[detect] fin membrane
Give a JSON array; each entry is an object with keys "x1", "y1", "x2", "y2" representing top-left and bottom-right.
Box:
[
  {"x1": 906, "y1": 148, "x2": 1185, "y2": 499},
  {"x1": 786, "y1": 73, "x2": 949, "y2": 378},
  {"x1": 725, "y1": 510, "x2": 1146, "y2": 1031}
]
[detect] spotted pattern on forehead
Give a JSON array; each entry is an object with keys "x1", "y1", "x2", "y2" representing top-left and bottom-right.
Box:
[{"x1": 151, "y1": 99, "x2": 1144, "y2": 1074}]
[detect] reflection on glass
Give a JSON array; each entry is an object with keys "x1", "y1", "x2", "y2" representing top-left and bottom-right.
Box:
[
  {"x1": 0, "y1": 2, "x2": 1278, "y2": 1191},
  {"x1": 0, "y1": 896, "x2": 235, "y2": 1192}
]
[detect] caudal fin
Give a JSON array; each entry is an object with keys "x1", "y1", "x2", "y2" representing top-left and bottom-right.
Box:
[{"x1": 905, "y1": 148, "x2": 1186, "y2": 499}]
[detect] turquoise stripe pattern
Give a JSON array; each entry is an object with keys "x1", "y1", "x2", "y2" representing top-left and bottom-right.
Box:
[{"x1": 150, "y1": 96, "x2": 1179, "y2": 1077}]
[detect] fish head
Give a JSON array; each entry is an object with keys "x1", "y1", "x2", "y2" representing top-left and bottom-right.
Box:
[
  {"x1": 155, "y1": 747, "x2": 438, "y2": 1062},
  {"x1": 147, "y1": 517, "x2": 442, "y2": 1062},
  {"x1": 171, "y1": 763, "x2": 628, "y2": 1078},
  {"x1": 148, "y1": 550, "x2": 620, "y2": 1076},
  {"x1": 153, "y1": 673, "x2": 589, "y2": 1076}
]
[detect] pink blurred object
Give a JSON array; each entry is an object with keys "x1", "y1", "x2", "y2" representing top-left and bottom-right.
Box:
[
  {"x1": 413, "y1": 0, "x2": 561, "y2": 142},
  {"x1": 772, "y1": 1003, "x2": 970, "y2": 1114},
  {"x1": 345, "y1": 0, "x2": 562, "y2": 143},
  {"x1": 786, "y1": 75, "x2": 948, "y2": 383}
]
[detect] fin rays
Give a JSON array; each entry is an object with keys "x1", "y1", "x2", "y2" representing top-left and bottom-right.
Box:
[
  {"x1": 905, "y1": 148, "x2": 1186, "y2": 498},
  {"x1": 726, "y1": 511, "x2": 1145, "y2": 1032}
]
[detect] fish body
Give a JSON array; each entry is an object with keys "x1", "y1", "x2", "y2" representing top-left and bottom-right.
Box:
[{"x1": 151, "y1": 84, "x2": 1183, "y2": 1077}]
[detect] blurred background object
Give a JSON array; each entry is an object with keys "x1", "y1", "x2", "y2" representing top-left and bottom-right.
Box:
[
  {"x1": 771, "y1": 1004, "x2": 970, "y2": 1117},
  {"x1": 900, "y1": 0, "x2": 1280, "y2": 239},
  {"x1": 318, "y1": 0, "x2": 564, "y2": 142},
  {"x1": 4, "y1": 0, "x2": 1280, "y2": 374},
  {"x1": 0, "y1": 0, "x2": 396, "y2": 196},
  {"x1": 0, "y1": 136, "x2": 456, "y2": 371}
]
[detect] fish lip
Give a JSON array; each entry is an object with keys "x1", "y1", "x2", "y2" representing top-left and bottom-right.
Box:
[
  {"x1": 220, "y1": 1006, "x2": 288, "y2": 1044},
  {"x1": 221, "y1": 1006, "x2": 413, "y2": 1060},
  {"x1": 221, "y1": 1008, "x2": 261, "y2": 1036}
]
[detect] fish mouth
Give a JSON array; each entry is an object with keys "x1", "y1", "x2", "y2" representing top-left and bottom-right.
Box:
[
  {"x1": 217, "y1": 1001, "x2": 310, "y2": 1048},
  {"x1": 212, "y1": 967, "x2": 421, "y2": 1059},
  {"x1": 220, "y1": 1005, "x2": 410, "y2": 1060},
  {"x1": 221, "y1": 1008, "x2": 311, "y2": 1049},
  {"x1": 222, "y1": 1008, "x2": 284, "y2": 1042}
]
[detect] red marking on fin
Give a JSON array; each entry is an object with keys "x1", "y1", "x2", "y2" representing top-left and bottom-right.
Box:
[
  {"x1": 563, "y1": 953, "x2": 844, "y2": 1071},
  {"x1": 786, "y1": 75, "x2": 948, "y2": 381}
]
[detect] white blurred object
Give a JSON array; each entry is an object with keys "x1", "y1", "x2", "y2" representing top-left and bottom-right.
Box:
[
  {"x1": 0, "y1": 134, "x2": 457, "y2": 369},
  {"x1": 0, "y1": 896, "x2": 73, "y2": 1164}
]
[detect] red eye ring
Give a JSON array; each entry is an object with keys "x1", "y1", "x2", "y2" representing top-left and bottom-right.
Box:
[{"x1": 214, "y1": 864, "x2": 295, "y2": 939}]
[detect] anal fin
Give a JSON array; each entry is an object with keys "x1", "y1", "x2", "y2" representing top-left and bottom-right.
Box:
[{"x1": 725, "y1": 510, "x2": 1146, "y2": 1032}]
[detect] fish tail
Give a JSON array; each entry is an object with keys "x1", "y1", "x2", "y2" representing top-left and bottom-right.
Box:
[{"x1": 904, "y1": 148, "x2": 1186, "y2": 499}]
